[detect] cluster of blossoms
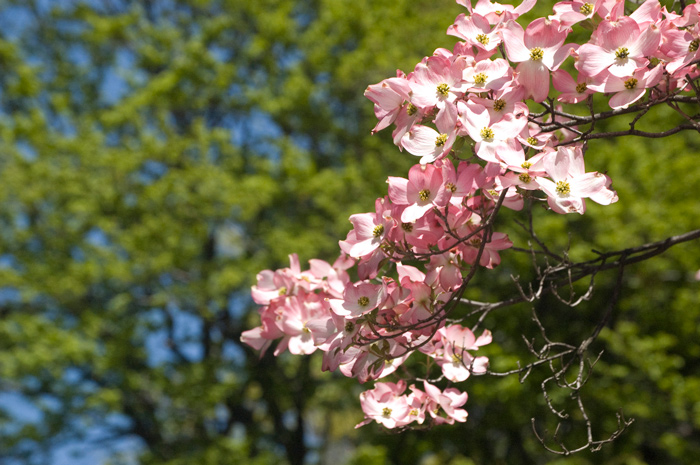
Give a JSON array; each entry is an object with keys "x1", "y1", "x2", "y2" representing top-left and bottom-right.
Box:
[{"x1": 243, "y1": 0, "x2": 700, "y2": 430}]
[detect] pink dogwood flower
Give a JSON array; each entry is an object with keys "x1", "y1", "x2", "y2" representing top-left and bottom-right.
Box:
[
  {"x1": 275, "y1": 292, "x2": 330, "y2": 355},
  {"x1": 423, "y1": 381, "x2": 469, "y2": 424},
  {"x1": 463, "y1": 57, "x2": 513, "y2": 93},
  {"x1": 457, "y1": 0, "x2": 537, "y2": 25},
  {"x1": 401, "y1": 101, "x2": 459, "y2": 164},
  {"x1": 439, "y1": 160, "x2": 482, "y2": 207},
  {"x1": 550, "y1": 0, "x2": 600, "y2": 27},
  {"x1": 500, "y1": 18, "x2": 571, "y2": 102},
  {"x1": 460, "y1": 230, "x2": 513, "y2": 268},
  {"x1": 587, "y1": 65, "x2": 664, "y2": 109},
  {"x1": 357, "y1": 381, "x2": 411, "y2": 429},
  {"x1": 388, "y1": 163, "x2": 452, "y2": 223},
  {"x1": 329, "y1": 280, "x2": 384, "y2": 318},
  {"x1": 538, "y1": 145, "x2": 618, "y2": 214},
  {"x1": 365, "y1": 76, "x2": 413, "y2": 134},
  {"x1": 459, "y1": 100, "x2": 526, "y2": 165},
  {"x1": 408, "y1": 54, "x2": 469, "y2": 112},
  {"x1": 577, "y1": 16, "x2": 660, "y2": 79},
  {"x1": 435, "y1": 325, "x2": 492, "y2": 382},
  {"x1": 552, "y1": 69, "x2": 596, "y2": 103},
  {"x1": 448, "y1": 13, "x2": 503, "y2": 59},
  {"x1": 470, "y1": 85, "x2": 528, "y2": 124},
  {"x1": 339, "y1": 198, "x2": 393, "y2": 258}
]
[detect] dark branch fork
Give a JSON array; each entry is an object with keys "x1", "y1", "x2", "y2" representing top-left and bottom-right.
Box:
[
  {"x1": 469, "y1": 228, "x2": 699, "y2": 453},
  {"x1": 530, "y1": 74, "x2": 700, "y2": 145}
]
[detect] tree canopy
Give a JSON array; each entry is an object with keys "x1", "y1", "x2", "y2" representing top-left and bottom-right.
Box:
[{"x1": 0, "y1": 0, "x2": 698, "y2": 464}]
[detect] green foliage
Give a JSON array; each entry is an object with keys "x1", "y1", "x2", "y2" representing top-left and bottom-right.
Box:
[{"x1": 0, "y1": 0, "x2": 698, "y2": 464}]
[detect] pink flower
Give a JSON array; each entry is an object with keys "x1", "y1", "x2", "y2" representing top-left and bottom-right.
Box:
[
  {"x1": 499, "y1": 150, "x2": 549, "y2": 191},
  {"x1": 630, "y1": 0, "x2": 663, "y2": 28},
  {"x1": 460, "y1": 230, "x2": 513, "y2": 268},
  {"x1": 435, "y1": 326, "x2": 492, "y2": 381},
  {"x1": 500, "y1": 18, "x2": 571, "y2": 101},
  {"x1": 552, "y1": 69, "x2": 596, "y2": 103},
  {"x1": 576, "y1": 17, "x2": 660, "y2": 79},
  {"x1": 357, "y1": 381, "x2": 411, "y2": 429},
  {"x1": 459, "y1": 100, "x2": 526, "y2": 165},
  {"x1": 365, "y1": 76, "x2": 412, "y2": 134},
  {"x1": 275, "y1": 293, "x2": 330, "y2": 355},
  {"x1": 251, "y1": 253, "x2": 316, "y2": 304},
  {"x1": 388, "y1": 163, "x2": 451, "y2": 223},
  {"x1": 587, "y1": 65, "x2": 664, "y2": 109},
  {"x1": 517, "y1": 122, "x2": 556, "y2": 152},
  {"x1": 400, "y1": 101, "x2": 459, "y2": 164},
  {"x1": 448, "y1": 13, "x2": 503, "y2": 59},
  {"x1": 470, "y1": 84, "x2": 528, "y2": 124},
  {"x1": 550, "y1": 0, "x2": 600, "y2": 27},
  {"x1": 344, "y1": 337, "x2": 411, "y2": 383},
  {"x1": 664, "y1": 25, "x2": 700, "y2": 75},
  {"x1": 439, "y1": 160, "x2": 481, "y2": 207},
  {"x1": 462, "y1": 58, "x2": 513, "y2": 92},
  {"x1": 423, "y1": 381, "x2": 469, "y2": 424},
  {"x1": 389, "y1": 205, "x2": 443, "y2": 252},
  {"x1": 329, "y1": 280, "x2": 383, "y2": 318},
  {"x1": 538, "y1": 145, "x2": 618, "y2": 214},
  {"x1": 339, "y1": 198, "x2": 393, "y2": 258},
  {"x1": 428, "y1": 250, "x2": 464, "y2": 292},
  {"x1": 408, "y1": 54, "x2": 468, "y2": 112},
  {"x1": 240, "y1": 308, "x2": 283, "y2": 357},
  {"x1": 458, "y1": 0, "x2": 537, "y2": 25},
  {"x1": 396, "y1": 280, "x2": 435, "y2": 326}
]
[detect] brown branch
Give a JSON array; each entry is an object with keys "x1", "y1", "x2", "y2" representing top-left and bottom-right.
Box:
[
  {"x1": 462, "y1": 228, "x2": 700, "y2": 317},
  {"x1": 569, "y1": 122, "x2": 699, "y2": 143}
]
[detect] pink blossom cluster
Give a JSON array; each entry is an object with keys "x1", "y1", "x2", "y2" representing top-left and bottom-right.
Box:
[
  {"x1": 355, "y1": 380, "x2": 469, "y2": 428},
  {"x1": 242, "y1": 0, "x2": 700, "y2": 430},
  {"x1": 241, "y1": 251, "x2": 492, "y2": 386}
]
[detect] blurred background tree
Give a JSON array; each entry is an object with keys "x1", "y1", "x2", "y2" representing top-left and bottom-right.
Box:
[{"x1": 0, "y1": 0, "x2": 698, "y2": 464}]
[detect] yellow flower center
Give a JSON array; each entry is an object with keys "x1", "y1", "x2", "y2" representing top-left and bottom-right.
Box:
[
  {"x1": 407, "y1": 103, "x2": 418, "y2": 116},
  {"x1": 382, "y1": 407, "x2": 392, "y2": 418},
  {"x1": 445, "y1": 182, "x2": 457, "y2": 192},
  {"x1": 689, "y1": 39, "x2": 699, "y2": 53},
  {"x1": 344, "y1": 321, "x2": 355, "y2": 332},
  {"x1": 555, "y1": 180, "x2": 571, "y2": 196},
  {"x1": 435, "y1": 133, "x2": 448, "y2": 146},
  {"x1": 576, "y1": 82, "x2": 588, "y2": 93},
  {"x1": 493, "y1": 99, "x2": 506, "y2": 111},
  {"x1": 519, "y1": 173, "x2": 532, "y2": 183},
  {"x1": 357, "y1": 296, "x2": 370, "y2": 307},
  {"x1": 480, "y1": 127, "x2": 495, "y2": 140},
  {"x1": 476, "y1": 33, "x2": 489, "y2": 45},
  {"x1": 373, "y1": 224, "x2": 384, "y2": 237},
  {"x1": 437, "y1": 83, "x2": 450, "y2": 97},
  {"x1": 530, "y1": 47, "x2": 544, "y2": 60},
  {"x1": 624, "y1": 78, "x2": 638, "y2": 90},
  {"x1": 579, "y1": 2, "x2": 593, "y2": 15},
  {"x1": 615, "y1": 47, "x2": 629, "y2": 59},
  {"x1": 526, "y1": 136, "x2": 538, "y2": 146},
  {"x1": 521, "y1": 161, "x2": 532, "y2": 169},
  {"x1": 401, "y1": 222, "x2": 413, "y2": 232},
  {"x1": 418, "y1": 189, "x2": 431, "y2": 201},
  {"x1": 474, "y1": 73, "x2": 488, "y2": 85}
]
